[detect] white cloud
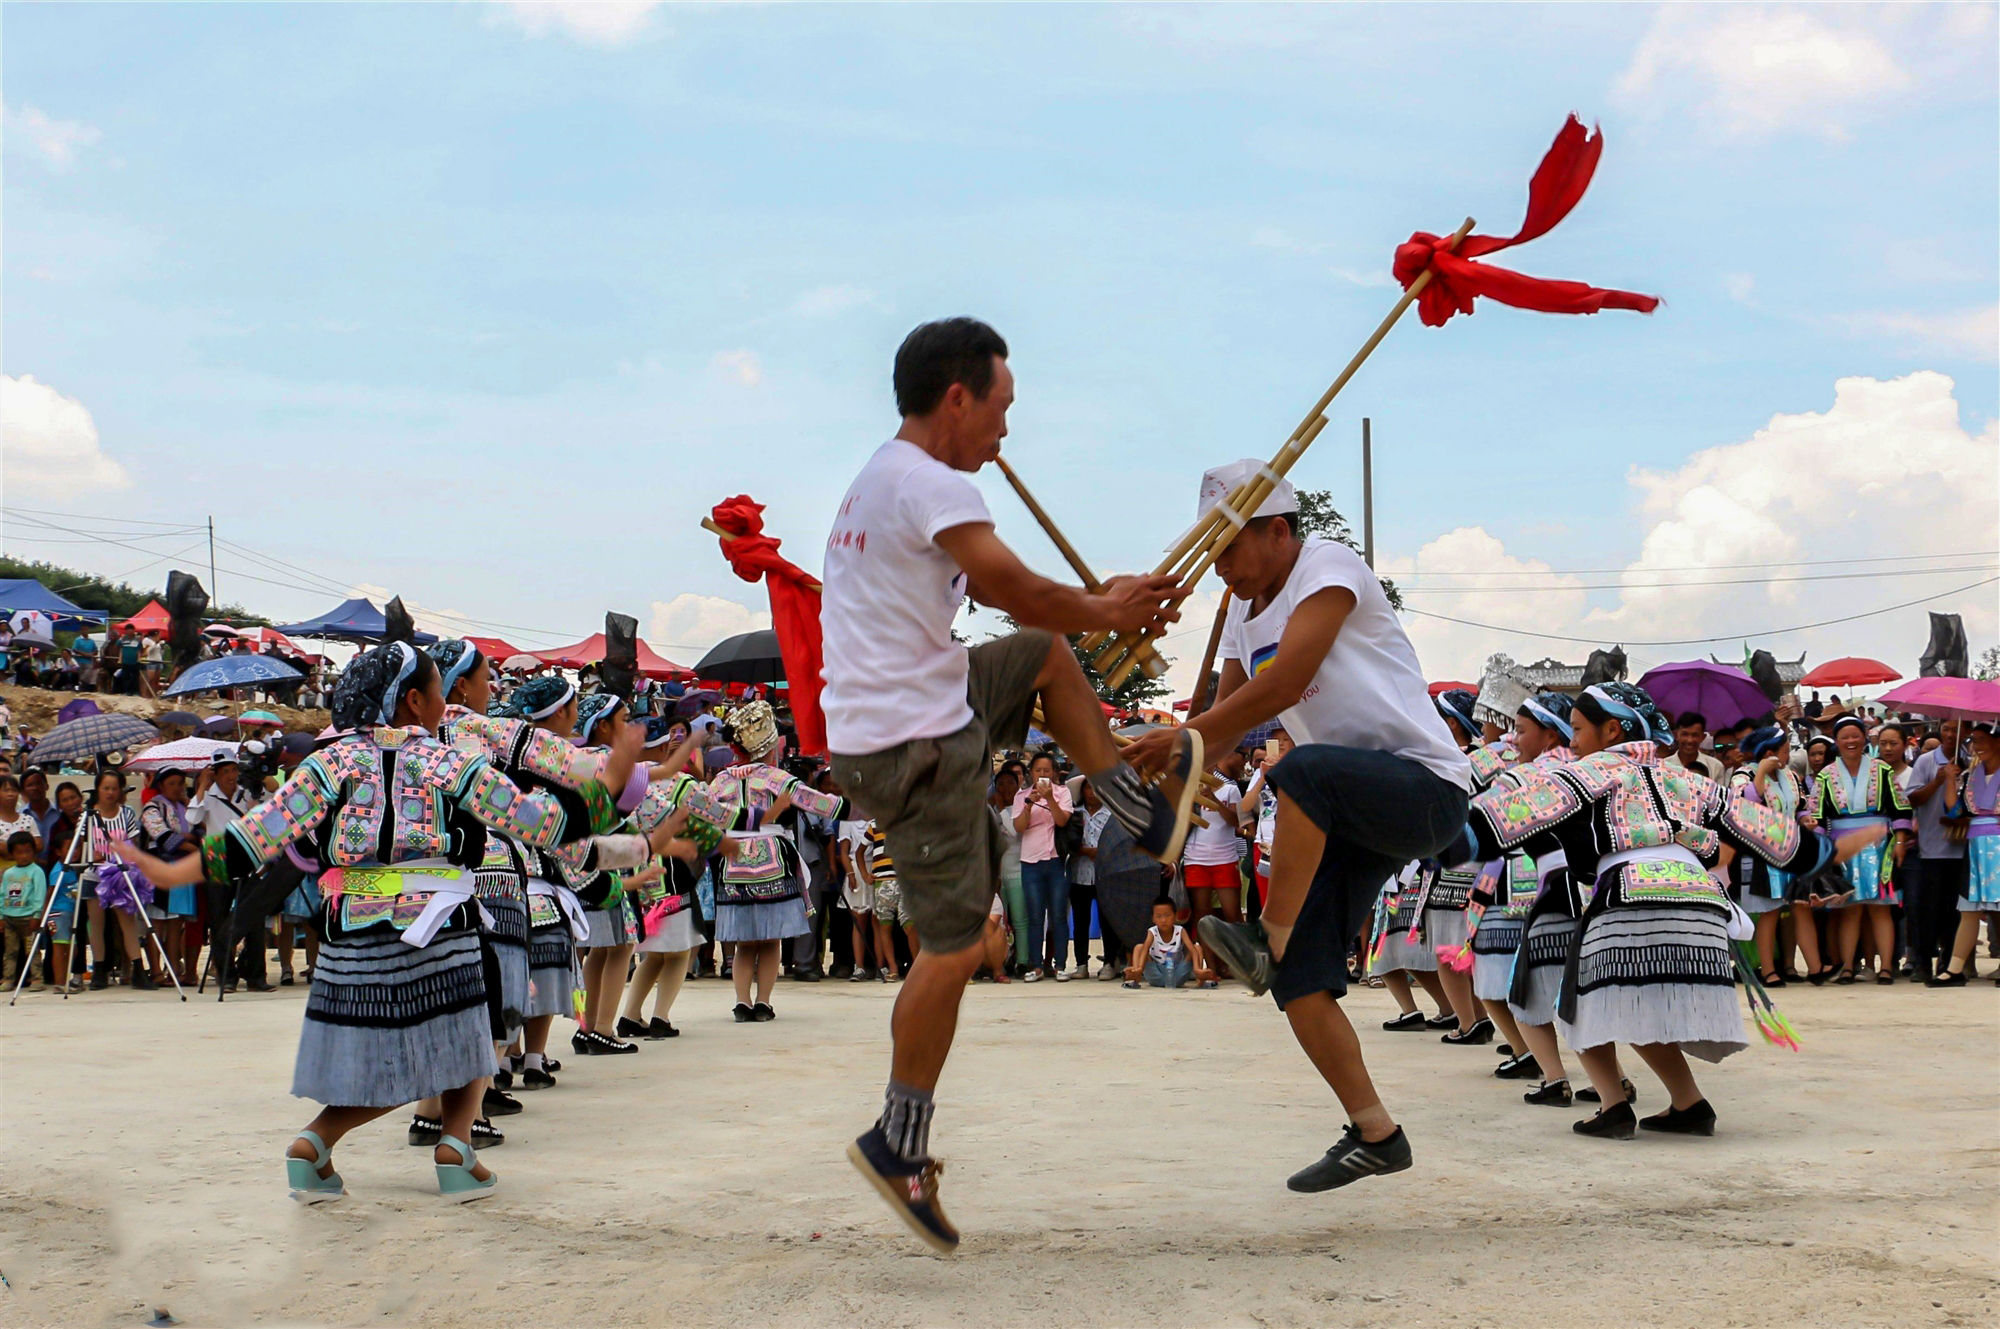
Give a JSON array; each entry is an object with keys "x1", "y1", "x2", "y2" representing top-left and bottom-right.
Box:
[
  {"x1": 1, "y1": 374, "x2": 130, "y2": 496},
  {"x1": 491, "y1": 2, "x2": 663, "y2": 46},
  {"x1": 3, "y1": 104, "x2": 103, "y2": 169},
  {"x1": 1390, "y1": 372, "x2": 1998, "y2": 680},
  {"x1": 1615, "y1": 7, "x2": 1908, "y2": 140},
  {"x1": 791, "y1": 284, "x2": 877, "y2": 319},
  {"x1": 1724, "y1": 272, "x2": 1756, "y2": 304},
  {"x1": 1836, "y1": 305, "x2": 1998, "y2": 362},
  {"x1": 649, "y1": 593, "x2": 770, "y2": 658},
  {"x1": 709, "y1": 349, "x2": 763, "y2": 387}
]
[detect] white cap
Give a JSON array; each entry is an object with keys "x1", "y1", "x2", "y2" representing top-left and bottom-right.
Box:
[{"x1": 1197, "y1": 459, "x2": 1297, "y2": 523}]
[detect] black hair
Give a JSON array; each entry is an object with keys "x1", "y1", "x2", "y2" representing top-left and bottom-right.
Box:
[
  {"x1": 1673, "y1": 711, "x2": 1707, "y2": 731},
  {"x1": 893, "y1": 318, "x2": 1008, "y2": 417},
  {"x1": 0, "y1": 772, "x2": 16, "y2": 791},
  {"x1": 1243, "y1": 513, "x2": 1300, "y2": 541},
  {"x1": 55, "y1": 781, "x2": 80, "y2": 801},
  {"x1": 1151, "y1": 895, "x2": 1177, "y2": 912},
  {"x1": 1877, "y1": 722, "x2": 1910, "y2": 742},
  {"x1": 6, "y1": 831, "x2": 33, "y2": 853}
]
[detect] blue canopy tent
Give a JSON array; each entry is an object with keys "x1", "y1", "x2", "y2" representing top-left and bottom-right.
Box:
[
  {"x1": 273, "y1": 596, "x2": 436, "y2": 644},
  {"x1": 0, "y1": 579, "x2": 110, "y2": 632}
]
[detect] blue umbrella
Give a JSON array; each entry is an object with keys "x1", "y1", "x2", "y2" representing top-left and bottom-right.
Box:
[
  {"x1": 164, "y1": 654, "x2": 303, "y2": 697},
  {"x1": 28, "y1": 712, "x2": 160, "y2": 765}
]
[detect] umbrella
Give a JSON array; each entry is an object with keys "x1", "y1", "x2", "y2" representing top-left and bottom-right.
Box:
[
  {"x1": 1799, "y1": 657, "x2": 1901, "y2": 689},
  {"x1": 1876, "y1": 678, "x2": 2000, "y2": 723},
  {"x1": 500, "y1": 653, "x2": 543, "y2": 672},
  {"x1": 56, "y1": 698, "x2": 103, "y2": 726},
  {"x1": 239, "y1": 709, "x2": 284, "y2": 728},
  {"x1": 164, "y1": 654, "x2": 303, "y2": 696},
  {"x1": 692, "y1": 629, "x2": 785, "y2": 685},
  {"x1": 28, "y1": 712, "x2": 160, "y2": 765},
  {"x1": 1428, "y1": 680, "x2": 1480, "y2": 697},
  {"x1": 200, "y1": 716, "x2": 239, "y2": 737},
  {"x1": 673, "y1": 689, "x2": 723, "y2": 719},
  {"x1": 130, "y1": 737, "x2": 241, "y2": 773},
  {"x1": 1635, "y1": 660, "x2": 1775, "y2": 731},
  {"x1": 153, "y1": 711, "x2": 204, "y2": 734},
  {"x1": 8, "y1": 609, "x2": 57, "y2": 647}
]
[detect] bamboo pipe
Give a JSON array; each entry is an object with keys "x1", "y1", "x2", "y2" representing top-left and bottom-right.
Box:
[
  {"x1": 702, "y1": 518, "x2": 823, "y2": 592},
  {"x1": 994, "y1": 458, "x2": 1166, "y2": 680},
  {"x1": 1092, "y1": 218, "x2": 1477, "y2": 687},
  {"x1": 1187, "y1": 591, "x2": 1231, "y2": 719}
]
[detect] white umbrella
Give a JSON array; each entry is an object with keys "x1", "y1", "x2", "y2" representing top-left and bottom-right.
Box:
[
  {"x1": 501, "y1": 653, "x2": 543, "y2": 672},
  {"x1": 128, "y1": 737, "x2": 241, "y2": 773}
]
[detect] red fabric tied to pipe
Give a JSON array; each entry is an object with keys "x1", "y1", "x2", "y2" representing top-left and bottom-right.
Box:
[
  {"x1": 711, "y1": 495, "x2": 827, "y2": 756},
  {"x1": 1393, "y1": 115, "x2": 1661, "y2": 328}
]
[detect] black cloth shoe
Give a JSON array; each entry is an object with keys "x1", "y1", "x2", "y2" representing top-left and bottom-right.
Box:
[
  {"x1": 408, "y1": 1114, "x2": 444, "y2": 1147},
  {"x1": 793, "y1": 966, "x2": 824, "y2": 983},
  {"x1": 646, "y1": 1018, "x2": 679, "y2": 1038},
  {"x1": 238, "y1": 976, "x2": 276, "y2": 993},
  {"x1": 520, "y1": 1065, "x2": 557, "y2": 1090},
  {"x1": 89, "y1": 962, "x2": 110, "y2": 991},
  {"x1": 1573, "y1": 1101, "x2": 1637, "y2": 1139},
  {"x1": 1285, "y1": 1124, "x2": 1413, "y2": 1193},
  {"x1": 1926, "y1": 968, "x2": 1968, "y2": 988},
  {"x1": 470, "y1": 1118, "x2": 506, "y2": 1148},
  {"x1": 1381, "y1": 1010, "x2": 1427, "y2": 1031},
  {"x1": 492, "y1": 1066, "x2": 513, "y2": 1091},
  {"x1": 1423, "y1": 1012, "x2": 1457, "y2": 1029},
  {"x1": 1196, "y1": 915, "x2": 1273, "y2": 996},
  {"x1": 1576, "y1": 1078, "x2": 1638, "y2": 1106},
  {"x1": 847, "y1": 1126, "x2": 958, "y2": 1255},
  {"x1": 589, "y1": 1030, "x2": 637, "y2": 1054},
  {"x1": 1523, "y1": 1079, "x2": 1573, "y2": 1107},
  {"x1": 733, "y1": 1002, "x2": 754, "y2": 1023},
  {"x1": 1494, "y1": 1053, "x2": 1541, "y2": 1080},
  {"x1": 615, "y1": 1016, "x2": 650, "y2": 1039},
  {"x1": 571, "y1": 1028, "x2": 592, "y2": 1054},
  {"x1": 1640, "y1": 1099, "x2": 1717, "y2": 1136},
  {"x1": 751, "y1": 1002, "x2": 776, "y2": 1022},
  {"x1": 1496, "y1": 1042, "x2": 1514, "y2": 1056},
  {"x1": 482, "y1": 1086, "x2": 523, "y2": 1117},
  {"x1": 1441, "y1": 1017, "x2": 1495, "y2": 1045}
]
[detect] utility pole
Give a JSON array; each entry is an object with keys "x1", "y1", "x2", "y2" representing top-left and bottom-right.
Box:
[
  {"x1": 207, "y1": 516, "x2": 218, "y2": 606},
  {"x1": 1361, "y1": 418, "x2": 1375, "y2": 570}
]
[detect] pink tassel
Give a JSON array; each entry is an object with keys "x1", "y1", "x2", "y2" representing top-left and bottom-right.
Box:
[{"x1": 1437, "y1": 941, "x2": 1474, "y2": 972}]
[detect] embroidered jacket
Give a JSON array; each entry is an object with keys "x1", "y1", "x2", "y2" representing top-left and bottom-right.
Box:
[
  {"x1": 1810, "y1": 755, "x2": 1913, "y2": 829},
  {"x1": 711, "y1": 763, "x2": 848, "y2": 906},
  {"x1": 1460, "y1": 741, "x2": 1830, "y2": 915}
]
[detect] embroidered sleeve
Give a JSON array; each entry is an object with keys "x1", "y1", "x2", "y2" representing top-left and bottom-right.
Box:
[
  {"x1": 1882, "y1": 763, "x2": 1914, "y2": 829},
  {"x1": 1465, "y1": 763, "x2": 1583, "y2": 857},
  {"x1": 1467, "y1": 745, "x2": 1513, "y2": 790},
  {"x1": 786, "y1": 777, "x2": 847, "y2": 821},
  {"x1": 1717, "y1": 784, "x2": 1827, "y2": 875},
  {"x1": 217, "y1": 758, "x2": 339, "y2": 883},
  {"x1": 449, "y1": 756, "x2": 594, "y2": 849}
]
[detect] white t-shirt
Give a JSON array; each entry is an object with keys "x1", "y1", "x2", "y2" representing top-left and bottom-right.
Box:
[
  {"x1": 1222, "y1": 538, "x2": 1470, "y2": 790},
  {"x1": 1181, "y1": 780, "x2": 1242, "y2": 866},
  {"x1": 822, "y1": 439, "x2": 994, "y2": 755}
]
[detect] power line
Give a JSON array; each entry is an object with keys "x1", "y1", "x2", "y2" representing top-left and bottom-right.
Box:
[
  {"x1": 1397, "y1": 548, "x2": 1998, "y2": 577},
  {"x1": 1396, "y1": 563, "x2": 1998, "y2": 594},
  {"x1": 1402, "y1": 576, "x2": 1998, "y2": 647},
  {"x1": 2, "y1": 505, "x2": 203, "y2": 529}
]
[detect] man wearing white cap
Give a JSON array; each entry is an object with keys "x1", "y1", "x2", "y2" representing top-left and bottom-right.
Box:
[{"x1": 1128, "y1": 458, "x2": 1472, "y2": 1194}]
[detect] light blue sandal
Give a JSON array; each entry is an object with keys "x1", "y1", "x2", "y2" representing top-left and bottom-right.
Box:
[
  {"x1": 286, "y1": 1130, "x2": 346, "y2": 1204},
  {"x1": 435, "y1": 1134, "x2": 498, "y2": 1204}
]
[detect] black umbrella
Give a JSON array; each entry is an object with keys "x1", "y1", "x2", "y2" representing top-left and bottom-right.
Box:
[
  {"x1": 156, "y1": 710, "x2": 203, "y2": 730},
  {"x1": 692, "y1": 630, "x2": 786, "y2": 685}
]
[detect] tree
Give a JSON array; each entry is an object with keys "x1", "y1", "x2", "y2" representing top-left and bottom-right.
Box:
[
  {"x1": 967, "y1": 606, "x2": 1173, "y2": 711},
  {"x1": 1975, "y1": 645, "x2": 2000, "y2": 682},
  {"x1": 1292, "y1": 490, "x2": 1402, "y2": 609}
]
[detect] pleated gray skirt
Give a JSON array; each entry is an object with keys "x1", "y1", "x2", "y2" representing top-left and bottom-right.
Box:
[{"x1": 527, "y1": 921, "x2": 576, "y2": 1019}]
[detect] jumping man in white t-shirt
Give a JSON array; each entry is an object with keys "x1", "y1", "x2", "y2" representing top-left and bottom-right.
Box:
[
  {"x1": 1126, "y1": 459, "x2": 1473, "y2": 1196},
  {"x1": 823, "y1": 318, "x2": 1204, "y2": 1254}
]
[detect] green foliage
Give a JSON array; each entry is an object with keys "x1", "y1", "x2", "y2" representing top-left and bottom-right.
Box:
[
  {"x1": 0, "y1": 556, "x2": 264, "y2": 625},
  {"x1": 971, "y1": 606, "x2": 1171, "y2": 710},
  {"x1": 1291, "y1": 490, "x2": 1402, "y2": 609}
]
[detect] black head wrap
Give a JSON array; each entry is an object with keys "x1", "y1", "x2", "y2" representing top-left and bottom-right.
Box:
[
  {"x1": 501, "y1": 675, "x2": 576, "y2": 721},
  {"x1": 1577, "y1": 681, "x2": 1672, "y2": 748},
  {"x1": 1435, "y1": 689, "x2": 1481, "y2": 741},
  {"x1": 576, "y1": 692, "x2": 625, "y2": 746},
  {"x1": 331, "y1": 642, "x2": 424, "y2": 732},
  {"x1": 428, "y1": 639, "x2": 483, "y2": 697}
]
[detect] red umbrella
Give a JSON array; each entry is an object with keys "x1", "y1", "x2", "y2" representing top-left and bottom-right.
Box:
[
  {"x1": 1428, "y1": 680, "x2": 1479, "y2": 697},
  {"x1": 1799, "y1": 657, "x2": 1901, "y2": 689}
]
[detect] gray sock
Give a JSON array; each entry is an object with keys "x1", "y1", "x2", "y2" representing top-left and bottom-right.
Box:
[
  {"x1": 878, "y1": 1079, "x2": 935, "y2": 1164},
  {"x1": 1088, "y1": 761, "x2": 1153, "y2": 834}
]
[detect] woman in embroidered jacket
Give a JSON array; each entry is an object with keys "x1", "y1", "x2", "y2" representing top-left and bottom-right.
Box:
[
  {"x1": 1810, "y1": 715, "x2": 1913, "y2": 984},
  {"x1": 1422, "y1": 688, "x2": 1510, "y2": 1043},
  {"x1": 1928, "y1": 723, "x2": 2000, "y2": 987},
  {"x1": 710, "y1": 700, "x2": 848, "y2": 1022},
  {"x1": 109, "y1": 643, "x2": 679, "y2": 1203},
  {"x1": 1735, "y1": 726, "x2": 1812, "y2": 986},
  {"x1": 617, "y1": 720, "x2": 729, "y2": 1037},
  {"x1": 1447, "y1": 682, "x2": 1881, "y2": 1140}
]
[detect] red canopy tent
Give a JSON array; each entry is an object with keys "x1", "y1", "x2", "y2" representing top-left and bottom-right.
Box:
[
  {"x1": 531, "y1": 633, "x2": 689, "y2": 680},
  {"x1": 464, "y1": 635, "x2": 522, "y2": 663},
  {"x1": 117, "y1": 599, "x2": 170, "y2": 635},
  {"x1": 1428, "y1": 680, "x2": 1479, "y2": 697}
]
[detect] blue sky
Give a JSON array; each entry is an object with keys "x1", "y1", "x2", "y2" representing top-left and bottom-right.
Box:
[{"x1": 5, "y1": 3, "x2": 1995, "y2": 685}]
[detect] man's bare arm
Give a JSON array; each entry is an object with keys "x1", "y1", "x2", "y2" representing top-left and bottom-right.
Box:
[{"x1": 934, "y1": 522, "x2": 1187, "y2": 637}]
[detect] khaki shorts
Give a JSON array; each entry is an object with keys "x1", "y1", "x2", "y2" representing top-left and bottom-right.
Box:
[{"x1": 830, "y1": 630, "x2": 1049, "y2": 955}]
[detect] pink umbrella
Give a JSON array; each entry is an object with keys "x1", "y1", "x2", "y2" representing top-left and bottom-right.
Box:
[{"x1": 1876, "y1": 677, "x2": 2000, "y2": 722}]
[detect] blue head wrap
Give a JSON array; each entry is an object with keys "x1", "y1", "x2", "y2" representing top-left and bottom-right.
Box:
[
  {"x1": 427, "y1": 639, "x2": 484, "y2": 698},
  {"x1": 1518, "y1": 692, "x2": 1575, "y2": 742},
  {"x1": 642, "y1": 715, "x2": 684, "y2": 749},
  {"x1": 1745, "y1": 725, "x2": 1788, "y2": 759},
  {"x1": 503, "y1": 675, "x2": 575, "y2": 721},
  {"x1": 1435, "y1": 689, "x2": 1481, "y2": 741},
  {"x1": 1579, "y1": 682, "x2": 1671, "y2": 748},
  {"x1": 576, "y1": 692, "x2": 625, "y2": 746}
]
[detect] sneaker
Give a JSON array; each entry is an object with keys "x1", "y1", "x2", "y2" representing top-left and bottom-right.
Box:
[
  {"x1": 1441, "y1": 1017, "x2": 1495, "y2": 1046},
  {"x1": 1576, "y1": 1078, "x2": 1638, "y2": 1106},
  {"x1": 1493, "y1": 1053, "x2": 1541, "y2": 1080},
  {"x1": 279, "y1": 970, "x2": 295, "y2": 987},
  {"x1": 1120, "y1": 731, "x2": 1205, "y2": 864},
  {"x1": 846, "y1": 1126, "x2": 959, "y2": 1255},
  {"x1": 520, "y1": 1065, "x2": 557, "y2": 1090},
  {"x1": 1639, "y1": 1099, "x2": 1717, "y2": 1137},
  {"x1": 750, "y1": 1002, "x2": 776, "y2": 1022},
  {"x1": 848, "y1": 968, "x2": 872, "y2": 983},
  {"x1": 1121, "y1": 980, "x2": 1142, "y2": 988},
  {"x1": 408, "y1": 1114, "x2": 444, "y2": 1147},
  {"x1": 1095, "y1": 961, "x2": 1118, "y2": 981},
  {"x1": 1198, "y1": 979, "x2": 1220, "y2": 989},
  {"x1": 646, "y1": 1018, "x2": 679, "y2": 1039},
  {"x1": 1522, "y1": 1079, "x2": 1573, "y2": 1107},
  {"x1": 1054, "y1": 966, "x2": 1076, "y2": 983},
  {"x1": 1381, "y1": 1010, "x2": 1427, "y2": 1032},
  {"x1": 481, "y1": 1086, "x2": 523, "y2": 1117},
  {"x1": 1285, "y1": 1124, "x2": 1413, "y2": 1193},
  {"x1": 1195, "y1": 915, "x2": 1273, "y2": 997},
  {"x1": 1573, "y1": 1102, "x2": 1637, "y2": 1140}
]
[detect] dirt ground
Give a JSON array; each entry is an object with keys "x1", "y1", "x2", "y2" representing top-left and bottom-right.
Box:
[
  {"x1": 1, "y1": 972, "x2": 1993, "y2": 1328},
  {"x1": 1, "y1": 682, "x2": 329, "y2": 745}
]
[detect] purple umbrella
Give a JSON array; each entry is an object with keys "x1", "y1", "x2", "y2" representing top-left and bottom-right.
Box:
[
  {"x1": 56, "y1": 698, "x2": 103, "y2": 726},
  {"x1": 1635, "y1": 661, "x2": 1775, "y2": 731}
]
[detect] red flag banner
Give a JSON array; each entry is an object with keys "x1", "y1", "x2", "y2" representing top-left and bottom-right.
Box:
[
  {"x1": 710, "y1": 495, "x2": 827, "y2": 757},
  {"x1": 1393, "y1": 115, "x2": 1661, "y2": 327}
]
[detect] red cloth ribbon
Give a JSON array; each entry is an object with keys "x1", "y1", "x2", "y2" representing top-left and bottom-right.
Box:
[
  {"x1": 1393, "y1": 115, "x2": 1661, "y2": 328},
  {"x1": 711, "y1": 495, "x2": 827, "y2": 757}
]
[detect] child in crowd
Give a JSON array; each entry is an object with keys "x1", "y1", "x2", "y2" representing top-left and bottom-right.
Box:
[
  {"x1": 839, "y1": 815, "x2": 877, "y2": 981},
  {"x1": 859, "y1": 819, "x2": 915, "y2": 981},
  {"x1": 2, "y1": 830, "x2": 49, "y2": 990},
  {"x1": 1123, "y1": 896, "x2": 1216, "y2": 989}
]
